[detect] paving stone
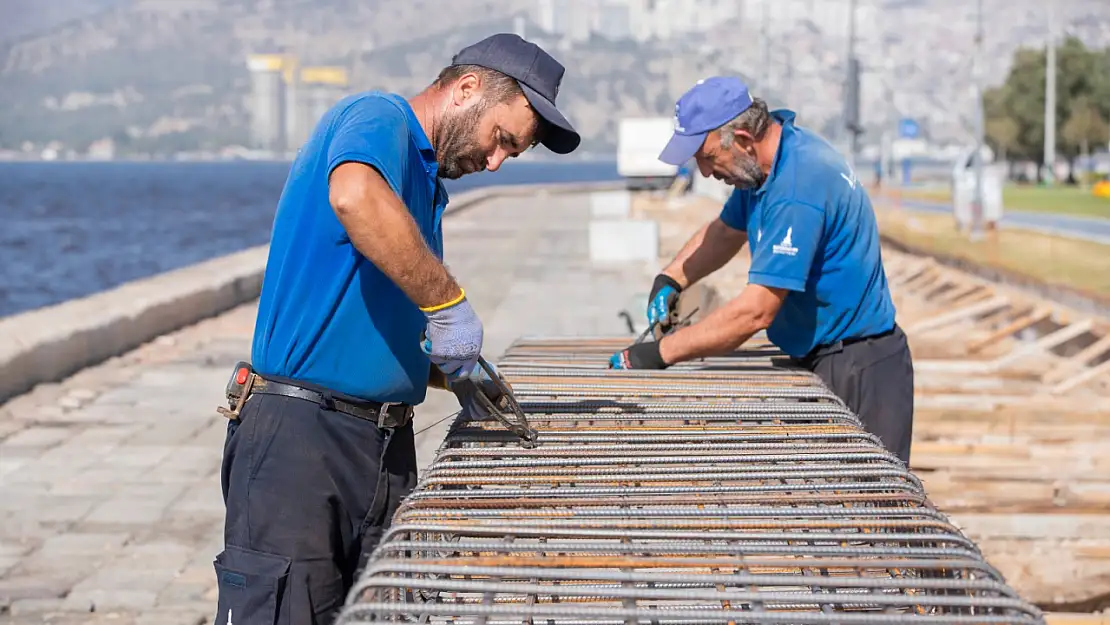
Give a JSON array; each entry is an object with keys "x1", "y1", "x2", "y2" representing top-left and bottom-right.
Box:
[
  {"x1": 100, "y1": 446, "x2": 175, "y2": 470},
  {"x1": 62, "y1": 588, "x2": 159, "y2": 612},
  {"x1": 0, "y1": 456, "x2": 30, "y2": 479},
  {"x1": 8, "y1": 596, "x2": 69, "y2": 616},
  {"x1": 83, "y1": 487, "x2": 185, "y2": 527},
  {"x1": 0, "y1": 572, "x2": 81, "y2": 601},
  {"x1": 1, "y1": 427, "x2": 72, "y2": 448},
  {"x1": 35, "y1": 532, "x2": 131, "y2": 558},
  {"x1": 168, "y1": 482, "x2": 224, "y2": 517},
  {"x1": 136, "y1": 607, "x2": 210, "y2": 625},
  {"x1": 10, "y1": 495, "x2": 101, "y2": 525},
  {"x1": 126, "y1": 419, "x2": 209, "y2": 447}
]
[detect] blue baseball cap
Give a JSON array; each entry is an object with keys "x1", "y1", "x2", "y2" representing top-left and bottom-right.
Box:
[{"x1": 658, "y1": 77, "x2": 754, "y2": 166}]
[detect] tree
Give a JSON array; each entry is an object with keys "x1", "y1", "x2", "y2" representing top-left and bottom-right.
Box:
[
  {"x1": 984, "y1": 37, "x2": 1110, "y2": 171},
  {"x1": 986, "y1": 116, "x2": 1020, "y2": 163},
  {"x1": 1062, "y1": 95, "x2": 1108, "y2": 178}
]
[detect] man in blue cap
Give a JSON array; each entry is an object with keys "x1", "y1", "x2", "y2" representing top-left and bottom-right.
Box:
[
  {"x1": 213, "y1": 33, "x2": 579, "y2": 625},
  {"x1": 609, "y1": 77, "x2": 914, "y2": 466}
]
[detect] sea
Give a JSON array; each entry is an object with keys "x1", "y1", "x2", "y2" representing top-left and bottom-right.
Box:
[{"x1": 0, "y1": 159, "x2": 620, "y2": 319}]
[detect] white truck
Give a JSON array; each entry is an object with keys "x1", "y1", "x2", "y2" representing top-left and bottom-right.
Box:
[{"x1": 617, "y1": 117, "x2": 679, "y2": 191}]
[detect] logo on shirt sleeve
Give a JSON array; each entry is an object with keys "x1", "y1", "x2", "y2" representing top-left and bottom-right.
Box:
[{"x1": 772, "y1": 227, "x2": 798, "y2": 256}]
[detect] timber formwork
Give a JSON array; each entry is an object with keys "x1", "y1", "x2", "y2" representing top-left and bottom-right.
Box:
[{"x1": 337, "y1": 336, "x2": 1044, "y2": 624}]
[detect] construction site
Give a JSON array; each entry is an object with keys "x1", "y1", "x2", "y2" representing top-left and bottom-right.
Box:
[
  {"x1": 339, "y1": 188, "x2": 1110, "y2": 624},
  {"x1": 0, "y1": 180, "x2": 1107, "y2": 624}
]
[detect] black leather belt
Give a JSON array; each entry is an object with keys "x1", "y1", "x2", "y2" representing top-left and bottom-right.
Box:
[
  {"x1": 218, "y1": 361, "x2": 414, "y2": 429},
  {"x1": 249, "y1": 377, "x2": 414, "y2": 428},
  {"x1": 798, "y1": 325, "x2": 899, "y2": 366}
]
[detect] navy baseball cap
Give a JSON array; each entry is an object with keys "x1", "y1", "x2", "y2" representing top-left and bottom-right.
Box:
[
  {"x1": 451, "y1": 33, "x2": 581, "y2": 154},
  {"x1": 659, "y1": 77, "x2": 754, "y2": 165}
]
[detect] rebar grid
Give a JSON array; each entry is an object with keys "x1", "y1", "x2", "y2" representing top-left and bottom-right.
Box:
[{"x1": 337, "y1": 336, "x2": 1044, "y2": 624}]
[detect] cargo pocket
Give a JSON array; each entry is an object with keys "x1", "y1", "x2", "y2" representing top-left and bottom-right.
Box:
[{"x1": 213, "y1": 545, "x2": 291, "y2": 625}]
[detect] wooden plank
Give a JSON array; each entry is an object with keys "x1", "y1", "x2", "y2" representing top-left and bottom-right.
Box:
[
  {"x1": 1052, "y1": 357, "x2": 1110, "y2": 395},
  {"x1": 1047, "y1": 613, "x2": 1110, "y2": 625},
  {"x1": 1044, "y1": 332, "x2": 1110, "y2": 384},
  {"x1": 905, "y1": 295, "x2": 1011, "y2": 334},
  {"x1": 937, "y1": 282, "x2": 987, "y2": 306},
  {"x1": 952, "y1": 513, "x2": 1110, "y2": 539},
  {"x1": 967, "y1": 307, "x2": 1051, "y2": 354}
]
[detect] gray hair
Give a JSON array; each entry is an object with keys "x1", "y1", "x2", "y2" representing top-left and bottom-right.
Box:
[{"x1": 718, "y1": 97, "x2": 771, "y2": 148}]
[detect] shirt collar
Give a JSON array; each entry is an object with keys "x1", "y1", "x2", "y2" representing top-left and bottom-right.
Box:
[
  {"x1": 754, "y1": 109, "x2": 797, "y2": 197},
  {"x1": 392, "y1": 94, "x2": 439, "y2": 178}
]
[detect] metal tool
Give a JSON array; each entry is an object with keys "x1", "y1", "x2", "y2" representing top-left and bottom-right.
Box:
[
  {"x1": 632, "y1": 306, "x2": 700, "y2": 344},
  {"x1": 467, "y1": 355, "x2": 538, "y2": 448}
]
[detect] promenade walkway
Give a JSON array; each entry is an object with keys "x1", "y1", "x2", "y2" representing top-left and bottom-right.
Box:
[{"x1": 0, "y1": 190, "x2": 650, "y2": 624}]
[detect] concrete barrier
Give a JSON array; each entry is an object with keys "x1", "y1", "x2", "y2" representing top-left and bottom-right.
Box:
[
  {"x1": 0, "y1": 246, "x2": 269, "y2": 403},
  {"x1": 0, "y1": 181, "x2": 622, "y2": 404}
]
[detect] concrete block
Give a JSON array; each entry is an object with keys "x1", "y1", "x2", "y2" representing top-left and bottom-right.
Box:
[
  {"x1": 0, "y1": 246, "x2": 270, "y2": 405},
  {"x1": 589, "y1": 190, "x2": 631, "y2": 218},
  {"x1": 588, "y1": 220, "x2": 659, "y2": 263}
]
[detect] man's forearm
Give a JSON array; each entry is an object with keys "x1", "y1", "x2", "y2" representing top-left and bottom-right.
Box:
[
  {"x1": 663, "y1": 218, "x2": 746, "y2": 288},
  {"x1": 330, "y1": 162, "x2": 461, "y2": 309},
  {"x1": 658, "y1": 284, "x2": 785, "y2": 363}
]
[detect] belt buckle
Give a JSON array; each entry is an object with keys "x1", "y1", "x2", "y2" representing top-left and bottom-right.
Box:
[{"x1": 377, "y1": 402, "x2": 408, "y2": 428}]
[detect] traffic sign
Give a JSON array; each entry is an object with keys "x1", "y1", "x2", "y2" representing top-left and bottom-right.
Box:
[{"x1": 898, "y1": 118, "x2": 920, "y2": 139}]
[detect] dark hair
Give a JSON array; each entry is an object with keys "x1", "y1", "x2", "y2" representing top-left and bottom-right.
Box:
[
  {"x1": 720, "y1": 97, "x2": 771, "y2": 146},
  {"x1": 433, "y1": 64, "x2": 524, "y2": 105}
]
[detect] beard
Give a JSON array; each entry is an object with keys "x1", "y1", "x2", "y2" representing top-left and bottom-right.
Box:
[
  {"x1": 435, "y1": 103, "x2": 490, "y2": 180},
  {"x1": 720, "y1": 150, "x2": 766, "y2": 189}
]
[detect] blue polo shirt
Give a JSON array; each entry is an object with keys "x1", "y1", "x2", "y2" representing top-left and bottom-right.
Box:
[
  {"x1": 720, "y1": 109, "x2": 895, "y2": 358},
  {"x1": 250, "y1": 91, "x2": 447, "y2": 404}
]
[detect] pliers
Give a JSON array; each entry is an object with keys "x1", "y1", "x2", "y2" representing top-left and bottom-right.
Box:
[{"x1": 465, "y1": 356, "x2": 538, "y2": 448}]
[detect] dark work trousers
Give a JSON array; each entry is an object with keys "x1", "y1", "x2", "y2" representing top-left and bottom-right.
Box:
[
  {"x1": 214, "y1": 392, "x2": 417, "y2": 625},
  {"x1": 795, "y1": 325, "x2": 915, "y2": 465}
]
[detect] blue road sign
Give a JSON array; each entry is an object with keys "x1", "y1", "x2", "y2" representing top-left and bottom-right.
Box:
[{"x1": 898, "y1": 118, "x2": 920, "y2": 139}]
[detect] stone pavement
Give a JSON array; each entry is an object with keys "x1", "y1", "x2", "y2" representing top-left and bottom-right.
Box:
[{"x1": 0, "y1": 190, "x2": 652, "y2": 624}]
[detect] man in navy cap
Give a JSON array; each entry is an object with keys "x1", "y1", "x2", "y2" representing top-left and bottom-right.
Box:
[
  {"x1": 214, "y1": 33, "x2": 579, "y2": 625},
  {"x1": 609, "y1": 77, "x2": 914, "y2": 466}
]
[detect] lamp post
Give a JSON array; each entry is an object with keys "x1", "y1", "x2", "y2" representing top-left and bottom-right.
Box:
[{"x1": 971, "y1": 0, "x2": 985, "y2": 241}]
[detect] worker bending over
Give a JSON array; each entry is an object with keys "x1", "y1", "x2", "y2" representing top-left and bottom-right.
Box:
[
  {"x1": 214, "y1": 34, "x2": 580, "y2": 625},
  {"x1": 610, "y1": 77, "x2": 914, "y2": 465}
]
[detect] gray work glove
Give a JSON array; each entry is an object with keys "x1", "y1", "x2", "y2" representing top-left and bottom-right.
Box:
[{"x1": 420, "y1": 292, "x2": 484, "y2": 383}]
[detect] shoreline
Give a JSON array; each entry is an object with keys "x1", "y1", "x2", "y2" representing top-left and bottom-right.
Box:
[{"x1": 0, "y1": 181, "x2": 620, "y2": 404}]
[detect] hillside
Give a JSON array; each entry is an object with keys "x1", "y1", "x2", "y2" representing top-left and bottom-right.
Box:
[{"x1": 1, "y1": 0, "x2": 1107, "y2": 157}]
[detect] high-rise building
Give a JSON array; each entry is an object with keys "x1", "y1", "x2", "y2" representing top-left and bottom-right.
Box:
[
  {"x1": 246, "y1": 54, "x2": 287, "y2": 151},
  {"x1": 292, "y1": 66, "x2": 350, "y2": 149}
]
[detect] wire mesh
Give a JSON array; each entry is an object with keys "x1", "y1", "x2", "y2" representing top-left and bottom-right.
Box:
[{"x1": 337, "y1": 336, "x2": 1044, "y2": 625}]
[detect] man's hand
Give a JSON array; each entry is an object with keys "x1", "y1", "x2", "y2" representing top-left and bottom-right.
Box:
[
  {"x1": 646, "y1": 274, "x2": 682, "y2": 330},
  {"x1": 448, "y1": 361, "x2": 510, "y2": 420},
  {"x1": 608, "y1": 341, "x2": 668, "y2": 370},
  {"x1": 420, "y1": 294, "x2": 483, "y2": 382},
  {"x1": 451, "y1": 361, "x2": 507, "y2": 401}
]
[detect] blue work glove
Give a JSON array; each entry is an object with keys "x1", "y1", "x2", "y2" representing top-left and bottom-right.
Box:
[
  {"x1": 608, "y1": 341, "x2": 668, "y2": 370},
  {"x1": 420, "y1": 290, "x2": 483, "y2": 382},
  {"x1": 647, "y1": 274, "x2": 682, "y2": 329}
]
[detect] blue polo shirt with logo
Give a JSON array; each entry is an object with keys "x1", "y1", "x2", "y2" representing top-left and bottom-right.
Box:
[
  {"x1": 719, "y1": 109, "x2": 896, "y2": 358},
  {"x1": 250, "y1": 91, "x2": 447, "y2": 404}
]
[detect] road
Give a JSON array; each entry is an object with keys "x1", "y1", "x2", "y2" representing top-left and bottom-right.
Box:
[{"x1": 898, "y1": 199, "x2": 1110, "y2": 245}]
